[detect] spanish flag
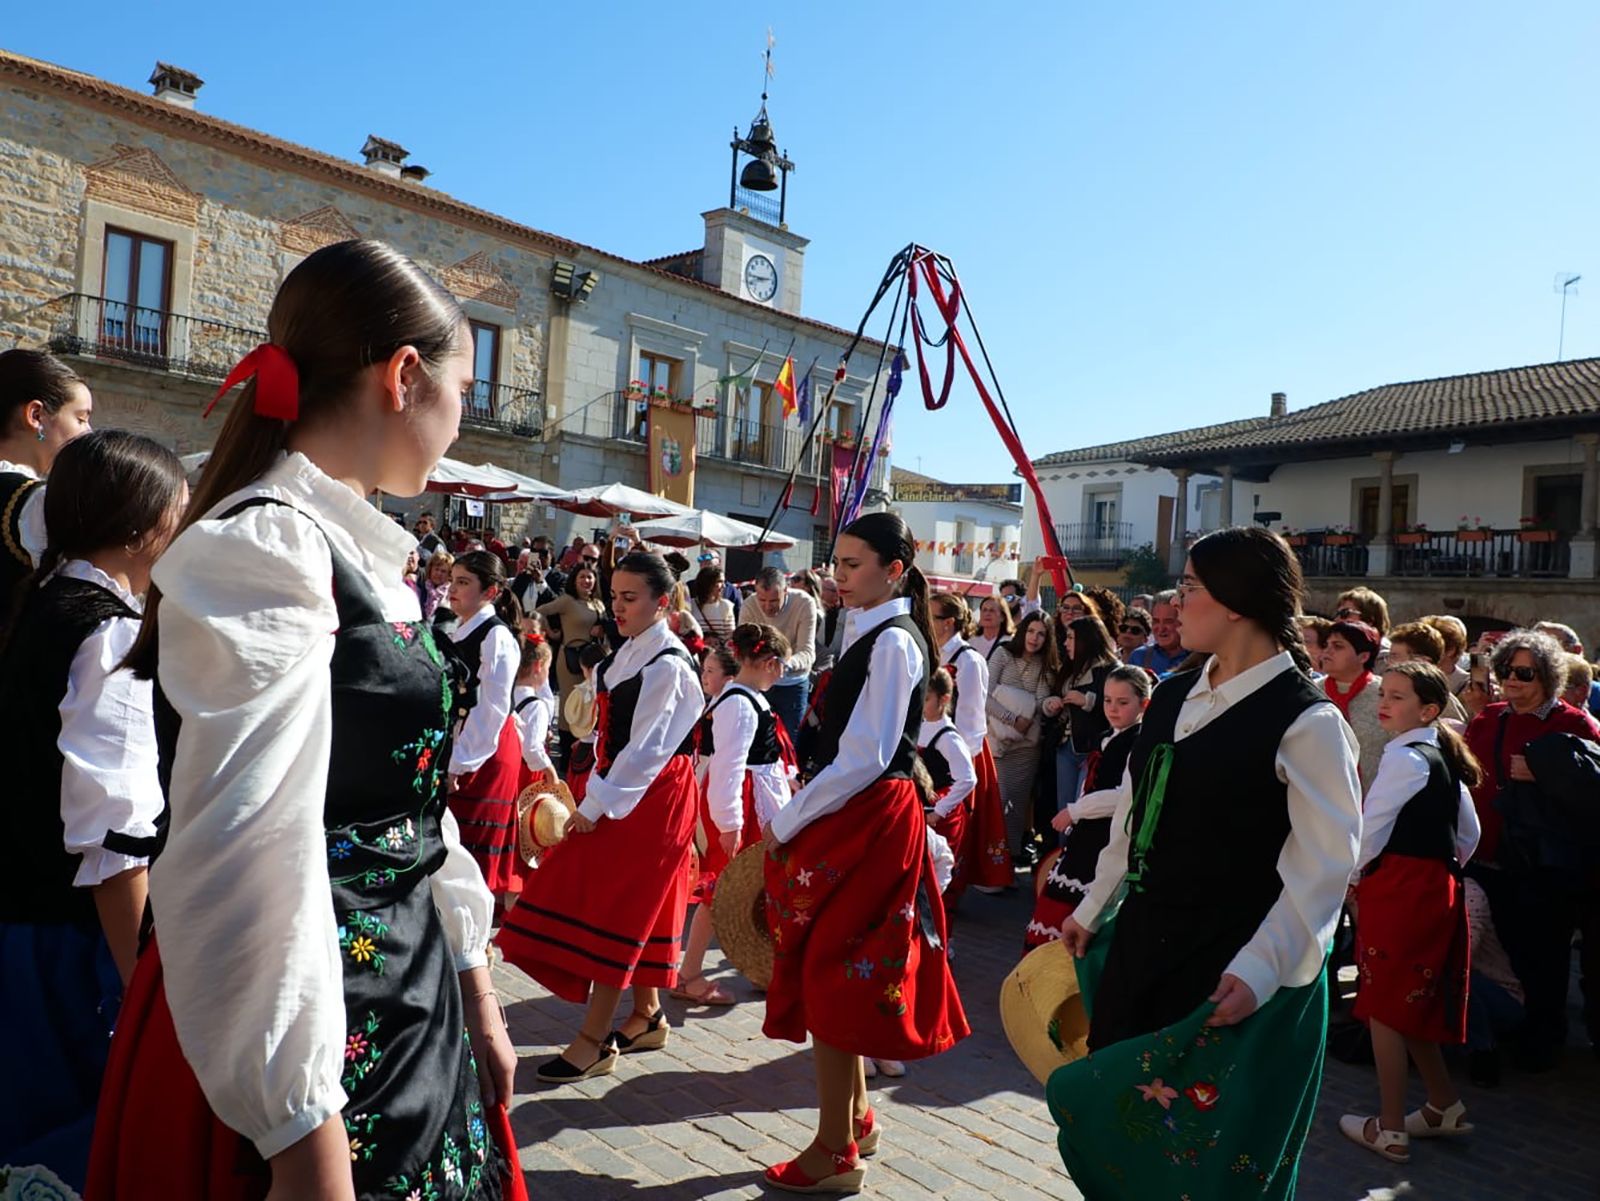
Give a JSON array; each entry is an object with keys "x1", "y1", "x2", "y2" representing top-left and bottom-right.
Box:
[{"x1": 775, "y1": 356, "x2": 797, "y2": 418}]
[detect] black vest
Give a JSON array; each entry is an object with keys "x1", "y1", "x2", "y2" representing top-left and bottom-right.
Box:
[
  {"x1": 1126, "y1": 665, "x2": 1325, "y2": 919},
  {"x1": 598, "y1": 644, "x2": 696, "y2": 773},
  {"x1": 705, "y1": 686, "x2": 782, "y2": 765},
  {"x1": 944, "y1": 642, "x2": 980, "y2": 716},
  {"x1": 920, "y1": 723, "x2": 959, "y2": 793},
  {"x1": 1089, "y1": 722, "x2": 1140, "y2": 792},
  {"x1": 0, "y1": 472, "x2": 42, "y2": 621},
  {"x1": 446, "y1": 613, "x2": 509, "y2": 728},
  {"x1": 1375, "y1": 739, "x2": 1462, "y2": 865},
  {"x1": 0, "y1": 575, "x2": 140, "y2": 925},
  {"x1": 808, "y1": 612, "x2": 929, "y2": 783}
]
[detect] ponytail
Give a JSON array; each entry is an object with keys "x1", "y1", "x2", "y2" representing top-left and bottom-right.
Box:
[
  {"x1": 902, "y1": 563, "x2": 937, "y2": 666},
  {"x1": 1435, "y1": 722, "x2": 1484, "y2": 790},
  {"x1": 1278, "y1": 615, "x2": 1314, "y2": 676},
  {"x1": 494, "y1": 586, "x2": 524, "y2": 630},
  {"x1": 1384, "y1": 660, "x2": 1484, "y2": 788}
]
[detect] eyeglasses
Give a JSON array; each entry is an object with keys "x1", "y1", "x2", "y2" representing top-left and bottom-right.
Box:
[
  {"x1": 1175, "y1": 577, "x2": 1209, "y2": 598},
  {"x1": 1119, "y1": 623, "x2": 1148, "y2": 635},
  {"x1": 580, "y1": 557, "x2": 600, "y2": 565},
  {"x1": 1494, "y1": 664, "x2": 1538, "y2": 683}
]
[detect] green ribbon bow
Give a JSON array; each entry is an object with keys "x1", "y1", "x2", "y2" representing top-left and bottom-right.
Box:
[{"x1": 1122, "y1": 742, "x2": 1174, "y2": 894}]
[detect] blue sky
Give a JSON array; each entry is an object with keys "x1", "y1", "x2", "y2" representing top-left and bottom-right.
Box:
[{"x1": 9, "y1": 2, "x2": 1600, "y2": 482}]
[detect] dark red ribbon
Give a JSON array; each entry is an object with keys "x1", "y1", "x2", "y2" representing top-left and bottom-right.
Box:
[{"x1": 204, "y1": 343, "x2": 299, "y2": 421}]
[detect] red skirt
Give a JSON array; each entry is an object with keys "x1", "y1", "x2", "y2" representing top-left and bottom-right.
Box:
[
  {"x1": 497, "y1": 754, "x2": 698, "y2": 1004},
  {"x1": 691, "y1": 772, "x2": 761, "y2": 905},
  {"x1": 967, "y1": 741, "x2": 1013, "y2": 889},
  {"x1": 1352, "y1": 854, "x2": 1470, "y2": 1043},
  {"x1": 932, "y1": 798, "x2": 971, "y2": 905},
  {"x1": 449, "y1": 717, "x2": 526, "y2": 894},
  {"x1": 763, "y1": 777, "x2": 970, "y2": 1060}
]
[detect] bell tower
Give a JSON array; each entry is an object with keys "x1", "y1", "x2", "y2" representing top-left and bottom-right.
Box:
[{"x1": 701, "y1": 41, "x2": 808, "y2": 313}]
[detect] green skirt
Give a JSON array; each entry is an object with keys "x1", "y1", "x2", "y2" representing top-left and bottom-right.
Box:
[{"x1": 1045, "y1": 917, "x2": 1328, "y2": 1200}]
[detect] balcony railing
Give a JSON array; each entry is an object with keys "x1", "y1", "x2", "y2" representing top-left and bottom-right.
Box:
[
  {"x1": 1055, "y1": 521, "x2": 1136, "y2": 567},
  {"x1": 583, "y1": 391, "x2": 833, "y2": 475},
  {"x1": 1389, "y1": 529, "x2": 1571, "y2": 579},
  {"x1": 1289, "y1": 534, "x2": 1372, "y2": 578},
  {"x1": 41, "y1": 293, "x2": 265, "y2": 382},
  {"x1": 462, "y1": 380, "x2": 544, "y2": 439}
]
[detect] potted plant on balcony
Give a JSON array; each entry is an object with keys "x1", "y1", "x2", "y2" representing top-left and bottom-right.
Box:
[
  {"x1": 1456, "y1": 515, "x2": 1492, "y2": 543},
  {"x1": 1518, "y1": 515, "x2": 1558, "y2": 543},
  {"x1": 1281, "y1": 526, "x2": 1309, "y2": 547},
  {"x1": 624, "y1": 379, "x2": 646, "y2": 401},
  {"x1": 1324, "y1": 524, "x2": 1356, "y2": 546},
  {"x1": 1394, "y1": 522, "x2": 1429, "y2": 545}
]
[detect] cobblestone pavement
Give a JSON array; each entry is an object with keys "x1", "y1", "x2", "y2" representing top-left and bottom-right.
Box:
[{"x1": 494, "y1": 883, "x2": 1599, "y2": 1200}]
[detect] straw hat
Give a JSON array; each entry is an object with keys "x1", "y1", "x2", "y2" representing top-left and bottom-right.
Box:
[
  {"x1": 999, "y1": 939, "x2": 1089, "y2": 1085},
  {"x1": 563, "y1": 684, "x2": 597, "y2": 740},
  {"x1": 711, "y1": 845, "x2": 774, "y2": 989},
  {"x1": 515, "y1": 777, "x2": 578, "y2": 867}
]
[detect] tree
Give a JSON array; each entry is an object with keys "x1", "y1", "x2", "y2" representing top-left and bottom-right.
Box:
[{"x1": 1122, "y1": 543, "x2": 1170, "y2": 593}]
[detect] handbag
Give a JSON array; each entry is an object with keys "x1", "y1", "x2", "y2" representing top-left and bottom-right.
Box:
[
  {"x1": 562, "y1": 638, "x2": 588, "y2": 677},
  {"x1": 988, "y1": 682, "x2": 1039, "y2": 747}
]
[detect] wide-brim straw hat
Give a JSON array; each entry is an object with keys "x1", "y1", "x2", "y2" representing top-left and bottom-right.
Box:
[
  {"x1": 712, "y1": 844, "x2": 773, "y2": 989},
  {"x1": 563, "y1": 686, "x2": 597, "y2": 740},
  {"x1": 515, "y1": 777, "x2": 578, "y2": 867},
  {"x1": 999, "y1": 939, "x2": 1089, "y2": 1085}
]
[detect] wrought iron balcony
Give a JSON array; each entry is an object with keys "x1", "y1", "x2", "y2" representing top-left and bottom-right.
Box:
[
  {"x1": 1388, "y1": 528, "x2": 1570, "y2": 579},
  {"x1": 40, "y1": 292, "x2": 264, "y2": 382},
  {"x1": 462, "y1": 380, "x2": 545, "y2": 440},
  {"x1": 1055, "y1": 521, "x2": 1136, "y2": 567}
]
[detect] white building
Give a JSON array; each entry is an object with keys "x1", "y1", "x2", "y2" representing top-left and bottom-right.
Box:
[{"x1": 890, "y1": 468, "x2": 1024, "y2": 593}]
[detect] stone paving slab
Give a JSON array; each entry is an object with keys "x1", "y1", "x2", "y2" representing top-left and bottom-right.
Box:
[{"x1": 496, "y1": 883, "x2": 1599, "y2": 1199}]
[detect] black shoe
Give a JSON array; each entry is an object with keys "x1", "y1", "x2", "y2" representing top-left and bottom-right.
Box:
[
  {"x1": 1467, "y1": 1049, "x2": 1501, "y2": 1088},
  {"x1": 610, "y1": 1008, "x2": 670, "y2": 1053},
  {"x1": 1014, "y1": 843, "x2": 1038, "y2": 867},
  {"x1": 535, "y1": 1035, "x2": 618, "y2": 1083}
]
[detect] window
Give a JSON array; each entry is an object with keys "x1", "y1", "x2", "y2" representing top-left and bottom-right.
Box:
[
  {"x1": 954, "y1": 520, "x2": 976, "y2": 574},
  {"x1": 733, "y1": 382, "x2": 773, "y2": 464},
  {"x1": 639, "y1": 351, "x2": 680, "y2": 397},
  {"x1": 1356, "y1": 484, "x2": 1410, "y2": 538},
  {"x1": 467, "y1": 321, "x2": 500, "y2": 416},
  {"x1": 101, "y1": 228, "x2": 172, "y2": 355},
  {"x1": 813, "y1": 525, "x2": 830, "y2": 569}
]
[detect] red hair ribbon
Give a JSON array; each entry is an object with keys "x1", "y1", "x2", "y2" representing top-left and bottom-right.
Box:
[{"x1": 204, "y1": 343, "x2": 300, "y2": 421}]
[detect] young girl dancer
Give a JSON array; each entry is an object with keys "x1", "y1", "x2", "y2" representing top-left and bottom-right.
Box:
[
  {"x1": 930, "y1": 591, "x2": 1011, "y2": 894},
  {"x1": 498, "y1": 551, "x2": 702, "y2": 1084},
  {"x1": 1025, "y1": 664, "x2": 1149, "y2": 950},
  {"x1": 0, "y1": 430, "x2": 184, "y2": 1193},
  {"x1": 0, "y1": 349, "x2": 94, "y2": 607},
  {"x1": 676, "y1": 623, "x2": 795, "y2": 1006},
  {"x1": 88, "y1": 239, "x2": 517, "y2": 1200},
  {"x1": 1053, "y1": 528, "x2": 1361, "y2": 1200},
  {"x1": 562, "y1": 641, "x2": 610, "y2": 802},
  {"x1": 918, "y1": 667, "x2": 977, "y2": 910},
  {"x1": 762, "y1": 513, "x2": 969, "y2": 1194},
  {"x1": 1339, "y1": 661, "x2": 1481, "y2": 1163},
  {"x1": 447, "y1": 550, "x2": 527, "y2": 910},
  {"x1": 513, "y1": 638, "x2": 555, "y2": 788}
]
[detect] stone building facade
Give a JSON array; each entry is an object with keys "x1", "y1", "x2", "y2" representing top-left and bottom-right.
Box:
[{"x1": 0, "y1": 49, "x2": 889, "y2": 570}]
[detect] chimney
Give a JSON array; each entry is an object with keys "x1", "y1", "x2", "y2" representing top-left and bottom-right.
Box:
[
  {"x1": 360, "y1": 135, "x2": 409, "y2": 178},
  {"x1": 149, "y1": 62, "x2": 203, "y2": 109},
  {"x1": 1270, "y1": 391, "x2": 1287, "y2": 418},
  {"x1": 399, "y1": 164, "x2": 431, "y2": 184}
]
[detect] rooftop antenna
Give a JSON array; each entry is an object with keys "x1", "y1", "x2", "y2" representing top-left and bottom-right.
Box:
[{"x1": 1555, "y1": 272, "x2": 1581, "y2": 361}]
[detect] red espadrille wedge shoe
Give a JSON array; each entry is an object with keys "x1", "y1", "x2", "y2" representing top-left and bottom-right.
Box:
[
  {"x1": 764, "y1": 1141, "x2": 866, "y2": 1195},
  {"x1": 854, "y1": 1109, "x2": 881, "y2": 1157}
]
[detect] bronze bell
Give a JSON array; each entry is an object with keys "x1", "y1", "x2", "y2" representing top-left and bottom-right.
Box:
[
  {"x1": 745, "y1": 117, "x2": 776, "y2": 157},
  {"x1": 740, "y1": 157, "x2": 779, "y2": 192}
]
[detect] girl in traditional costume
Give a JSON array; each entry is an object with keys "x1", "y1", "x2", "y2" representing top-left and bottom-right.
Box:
[
  {"x1": 761, "y1": 513, "x2": 969, "y2": 1194},
  {"x1": 512, "y1": 637, "x2": 555, "y2": 790},
  {"x1": 917, "y1": 667, "x2": 976, "y2": 912},
  {"x1": 0, "y1": 431, "x2": 184, "y2": 1193},
  {"x1": 1338, "y1": 661, "x2": 1480, "y2": 1163},
  {"x1": 1053, "y1": 527, "x2": 1361, "y2": 1201},
  {"x1": 675, "y1": 623, "x2": 796, "y2": 1006},
  {"x1": 87, "y1": 240, "x2": 518, "y2": 1201},
  {"x1": 497, "y1": 551, "x2": 702, "y2": 1084}
]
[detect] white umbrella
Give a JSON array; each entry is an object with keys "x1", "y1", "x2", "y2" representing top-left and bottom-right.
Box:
[
  {"x1": 632, "y1": 510, "x2": 797, "y2": 551},
  {"x1": 425, "y1": 456, "x2": 509, "y2": 496},
  {"x1": 471, "y1": 463, "x2": 569, "y2": 503},
  {"x1": 549, "y1": 483, "x2": 697, "y2": 520}
]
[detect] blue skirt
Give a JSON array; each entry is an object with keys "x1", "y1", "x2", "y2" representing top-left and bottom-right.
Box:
[{"x1": 0, "y1": 920, "x2": 122, "y2": 1192}]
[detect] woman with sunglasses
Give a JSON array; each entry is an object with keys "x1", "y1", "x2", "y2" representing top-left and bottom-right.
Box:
[
  {"x1": 1462, "y1": 629, "x2": 1600, "y2": 1073},
  {"x1": 1052, "y1": 528, "x2": 1361, "y2": 1200}
]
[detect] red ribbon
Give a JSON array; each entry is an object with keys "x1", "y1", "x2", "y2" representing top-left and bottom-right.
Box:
[{"x1": 204, "y1": 343, "x2": 299, "y2": 421}]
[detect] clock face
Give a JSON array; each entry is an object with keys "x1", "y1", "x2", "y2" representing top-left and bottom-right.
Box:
[{"x1": 744, "y1": 253, "x2": 779, "y2": 302}]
